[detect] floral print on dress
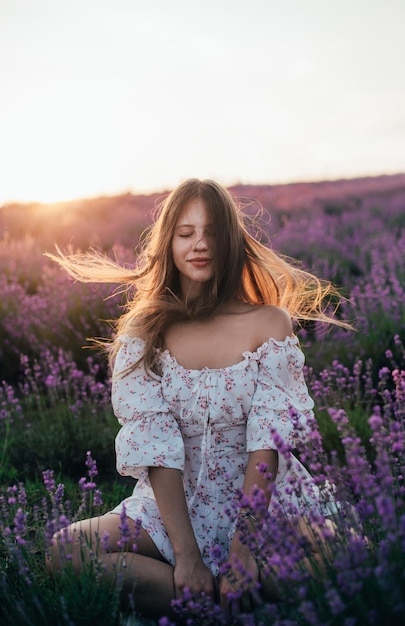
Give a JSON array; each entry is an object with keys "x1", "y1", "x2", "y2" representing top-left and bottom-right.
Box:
[{"x1": 110, "y1": 334, "x2": 335, "y2": 575}]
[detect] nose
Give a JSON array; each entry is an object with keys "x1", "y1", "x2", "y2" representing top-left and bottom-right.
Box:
[{"x1": 193, "y1": 234, "x2": 208, "y2": 251}]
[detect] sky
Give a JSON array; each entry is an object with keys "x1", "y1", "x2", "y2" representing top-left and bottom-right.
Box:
[{"x1": 1, "y1": 0, "x2": 404, "y2": 204}]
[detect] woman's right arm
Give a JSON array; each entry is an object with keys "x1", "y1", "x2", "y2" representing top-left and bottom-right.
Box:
[{"x1": 149, "y1": 467, "x2": 215, "y2": 599}]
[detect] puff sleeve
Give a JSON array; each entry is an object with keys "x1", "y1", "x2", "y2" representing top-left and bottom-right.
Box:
[
  {"x1": 246, "y1": 337, "x2": 314, "y2": 451},
  {"x1": 112, "y1": 335, "x2": 185, "y2": 480}
]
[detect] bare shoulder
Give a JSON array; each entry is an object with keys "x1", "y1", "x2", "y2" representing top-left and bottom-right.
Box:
[{"x1": 254, "y1": 305, "x2": 293, "y2": 342}]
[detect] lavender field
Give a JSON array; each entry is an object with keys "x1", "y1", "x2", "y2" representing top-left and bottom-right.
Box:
[{"x1": 1, "y1": 175, "x2": 405, "y2": 625}]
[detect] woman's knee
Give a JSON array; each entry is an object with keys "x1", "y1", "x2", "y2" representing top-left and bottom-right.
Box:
[
  {"x1": 45, "y1": 514, "x2": 165, "y2": 575},
  {"x1": 46, "y1": 518, "x2": 100, "y2": 573}
]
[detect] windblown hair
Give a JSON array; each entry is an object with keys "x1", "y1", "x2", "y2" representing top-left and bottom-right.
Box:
[{"x1": 47, "y1": 178, "x2": 350, "y2": 373}]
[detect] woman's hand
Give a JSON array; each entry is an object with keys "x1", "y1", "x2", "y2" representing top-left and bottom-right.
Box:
[
  {"x1": 173, "y1": 554, "x2": 216, "y2": 599},
  {"x1": 148, "y1": 468, "x2": 216, "y2": 600},
  {"x1": 219, "y1": 542, "x2": 261, "y2": 614}
]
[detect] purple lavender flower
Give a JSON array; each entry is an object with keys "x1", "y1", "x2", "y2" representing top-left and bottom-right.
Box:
[
  {"x1": 7, "y1": 485, "x2": 17, "y2": 504},
  {"x1": 13, "y1": 507, "x2": 27, "y2": 545},
  {"x1": 93, "y1": 489, "x2": 103, "y2": 508},
  {"x1": 42, "y1": 469, "x2": 55, "y2": 493},
  {"x1": 210, "y1": 543, "x2": 223, "y2": 563},
  {"x1": 158, "y1": 618, "x2": 176, "y2": 626},
  {"x1": 17, "y1": 483, "x2": 27, "y2": 507},
  {"x1": 54, "y1": 483, "x2": 65, "y2": 507},
  {"x1": 101, "y1": 530, "x2": 111, "y2": 552},
  {"x1": 117, "y1": 503, "x2": 131, "y2": 549},
  {"x1": 44, "y1": 517, "x2": 58, "y2": 547},
  {"x1": 85, "y1": 450, "x2": 98, "y2": 479}
]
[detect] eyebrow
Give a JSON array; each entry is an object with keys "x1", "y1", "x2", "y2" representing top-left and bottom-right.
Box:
[{"x1": 175, "y1": 223, "x2": 214, "y2": 229}]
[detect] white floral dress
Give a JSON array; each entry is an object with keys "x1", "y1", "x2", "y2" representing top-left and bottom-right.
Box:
[{"x1": 110, "y1": 334, "x2": 334, "y2": 574}]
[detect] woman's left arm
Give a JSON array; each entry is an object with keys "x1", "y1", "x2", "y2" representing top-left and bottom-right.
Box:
[{"x1": 219, "y1": 449, "x2": 278, "y2": 610}]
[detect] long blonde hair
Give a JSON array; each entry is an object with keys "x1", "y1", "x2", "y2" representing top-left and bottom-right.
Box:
[{"x1": 47, "y1": 178, "x2": 350, "y2": 372}]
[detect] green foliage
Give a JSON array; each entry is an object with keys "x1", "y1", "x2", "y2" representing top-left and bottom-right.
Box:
[
  {"x1": 0, "y1": 363, "x2": 118, "y2": 483},
  {"x1": 0, "y1": 546, "x2": 122, "y2": 626},
  {"x1": 9, "y1": 400, "x2": 117, "y2": 481}
]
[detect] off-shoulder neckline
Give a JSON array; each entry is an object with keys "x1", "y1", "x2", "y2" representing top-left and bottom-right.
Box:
[{"x1": 121, "y1": 334, "x2": 299, "y2": 374}]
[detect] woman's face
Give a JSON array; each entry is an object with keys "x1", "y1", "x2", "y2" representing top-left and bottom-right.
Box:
[{"x1": 172, "y1": 197, "x2": 215, "y2": 297}]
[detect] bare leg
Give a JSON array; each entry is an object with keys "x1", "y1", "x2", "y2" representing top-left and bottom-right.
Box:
[
  {"x1": 258, "y1": 516, "x2": 337, "y2": 602},
  {"x1": 103, "y1": 551, "x2": 175, "y2": 618},
  {"x1": 47, "y1": 513, "x2": 176, "y2": 619}
]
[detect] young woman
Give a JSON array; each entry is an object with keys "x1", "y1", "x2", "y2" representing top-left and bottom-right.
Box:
[{"x1": 47, "y1": 179, "x2": 348, "y2": 619}]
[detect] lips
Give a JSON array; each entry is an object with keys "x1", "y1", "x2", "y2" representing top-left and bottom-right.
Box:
[{"x1": 189, "y1": 258, "x2": 211, "y2": 267}]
